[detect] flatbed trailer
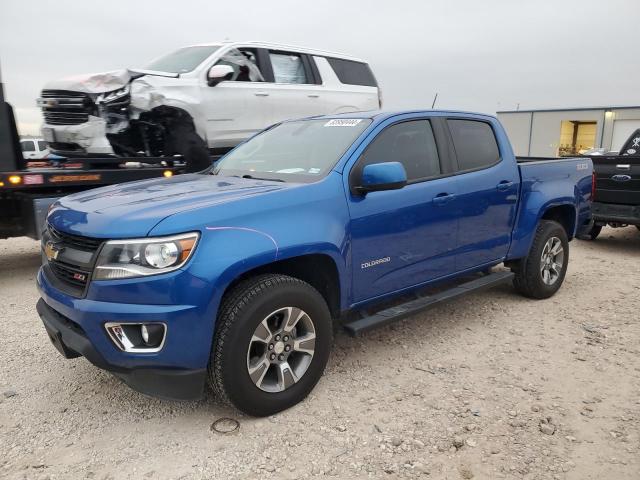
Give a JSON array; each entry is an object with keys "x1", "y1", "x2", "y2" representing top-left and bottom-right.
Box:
[{"x1": 0, "y1": 80, "x2": 193, "y2": 240}]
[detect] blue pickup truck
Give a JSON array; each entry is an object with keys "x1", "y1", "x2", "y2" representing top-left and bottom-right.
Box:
[{"x1": 36, "y1": 110, "x2": 593, "y2": 416}]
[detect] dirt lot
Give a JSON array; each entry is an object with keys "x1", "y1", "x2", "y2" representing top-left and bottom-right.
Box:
[{"x1": 1, "y1": 227, "x2": 639, "y2": 480}]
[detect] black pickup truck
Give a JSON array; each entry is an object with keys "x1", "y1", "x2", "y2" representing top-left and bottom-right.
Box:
[{"x1": 585, "y1": 130, "x2": 640, "y2": 240}]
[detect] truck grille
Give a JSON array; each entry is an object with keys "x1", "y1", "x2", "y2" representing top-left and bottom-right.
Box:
[
  {"x1": 40, "y1": 90, "x2": 95, "y2": 126},
  {"x1": 48, "y1": 224, "x2": 103, "y2": 251},
  {"x1": 44, "y1": 224, "x2": 104, "y2": 297},
  {"x1": 49, "y1": 261, "x2": 91, "y2": 288}
]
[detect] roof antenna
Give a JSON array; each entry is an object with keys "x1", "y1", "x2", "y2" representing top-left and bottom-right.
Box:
[
  {"x1": 431, "y1": 93, "x2": 438, "y2": 109},
  {"x1": 516, "y1": 103, "x2": 520, "y2": 111}
]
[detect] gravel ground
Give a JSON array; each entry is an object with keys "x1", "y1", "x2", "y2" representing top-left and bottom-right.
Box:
[{"x1": 1, "y1": 227, "x2": 639, "y2": 480}]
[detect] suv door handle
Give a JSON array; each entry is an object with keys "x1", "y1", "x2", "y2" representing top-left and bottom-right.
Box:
[
  {"x1": 433, "y1": 193, "x2": 456, "y2": 205},
  {"x1": 496, "y1": 181, "x2": 514, "y2": 191},
  {"x1": 254, "y1": 92, "x2": 269, "y2": 97},
  {"x1": 308, "y1": 94, "x2": 320, "y2": 98}
]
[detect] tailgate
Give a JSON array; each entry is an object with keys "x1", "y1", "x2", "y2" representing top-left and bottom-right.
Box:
[{"x1": 591, "y1": 155, "x2": 640, "y2": 205}]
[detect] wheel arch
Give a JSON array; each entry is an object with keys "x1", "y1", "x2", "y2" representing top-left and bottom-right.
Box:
[
  {"x1": 218, "y1": 253, "x2": 343, "y2": 320},
  {"x1": 540, "y1": 204, "x2": 577, "y2": 240}
]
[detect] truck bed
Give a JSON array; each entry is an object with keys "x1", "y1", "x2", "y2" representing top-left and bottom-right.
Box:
[{"x1": 507, "y1": 155, "x2": 593, "y2": 259}]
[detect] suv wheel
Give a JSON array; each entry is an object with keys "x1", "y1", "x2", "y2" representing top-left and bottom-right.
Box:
[
  {"x1": 209, "y1": 274, "x2": 332, "y2": 416},
  {"x1": 512, "y1": 220, "x2": 569, "y2": 299}
]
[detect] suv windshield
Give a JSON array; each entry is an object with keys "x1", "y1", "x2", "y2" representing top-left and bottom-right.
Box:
[
  {"x1": 144, "y1": 45, "x2": 220, "y2": 74},
  {"x1": 214, "y1": 119, "x2": 372, "y2": 182}
]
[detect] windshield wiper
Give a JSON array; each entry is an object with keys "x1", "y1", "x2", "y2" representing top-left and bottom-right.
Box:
[{"x1": 241, "y1": 174, "x2": 285, "y2": 182}]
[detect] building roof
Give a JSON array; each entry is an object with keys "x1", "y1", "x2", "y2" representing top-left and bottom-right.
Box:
[{"x1": 498, "y1": 105, "x2": 640, "y2": 114}]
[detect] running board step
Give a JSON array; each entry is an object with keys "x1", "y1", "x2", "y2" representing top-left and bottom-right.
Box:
[{"x1": 343, "y1": 270, "x2": 514, "y2": 337}]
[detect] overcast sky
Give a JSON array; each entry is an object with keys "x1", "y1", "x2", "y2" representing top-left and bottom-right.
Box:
[{"x1": 1, "y1": 0, "x2": 638, "y2": 135}]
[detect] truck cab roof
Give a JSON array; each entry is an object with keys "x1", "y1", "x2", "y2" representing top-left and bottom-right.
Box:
[{"x1": 302, "y1": 109, "x2": 499, "y2": 123}]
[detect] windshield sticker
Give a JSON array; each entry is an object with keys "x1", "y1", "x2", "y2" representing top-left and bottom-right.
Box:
[{"x1": 324, "y1": 119, "x2": 363, "y2": 127}]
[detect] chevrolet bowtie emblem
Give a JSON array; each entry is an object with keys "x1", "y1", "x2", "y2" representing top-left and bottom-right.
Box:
[{"x1": 44, "y1": 241, "x2": 62, "y2": 261}]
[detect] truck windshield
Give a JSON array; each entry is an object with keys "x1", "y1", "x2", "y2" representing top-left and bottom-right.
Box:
[
  {"x1": 213, "y1": 119, "x2": 372, "y2": 182},
  {"x1": 144, "y1": 45, "x2": 220, "y2": 74}
]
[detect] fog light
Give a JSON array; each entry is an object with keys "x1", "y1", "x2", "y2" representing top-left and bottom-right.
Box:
[
  {"x1": 105, "y1": 322, "x2": 166, "y2": 353},
  {"x1": 8, "y1": 175, "x2": 21, "y2": 185},
  {"x1": 163, "y1": 170, "x2": 173, "y2": 178},
  {"x1": 141, "y1": 324, "x2": 164, "y2": 347}
]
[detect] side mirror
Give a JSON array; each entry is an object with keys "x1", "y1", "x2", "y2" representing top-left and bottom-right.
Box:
[
  {"x1": 207, "y1": 65, "x2": 234, "y2": 86},
  {"x1": 355, "y1": 162, "x2": 407, "y2": 194}
]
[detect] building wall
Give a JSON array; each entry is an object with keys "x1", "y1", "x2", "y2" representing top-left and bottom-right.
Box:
[
  {"x1": 603, "y1": 108, "x2": 640, "y2": 151},
  {"x1": 497, "y1": 112, "x2": 531, "y2": 156},
  {"x1": 500, "y1": 107, "x2": 640, "y2": 157},
  {"x1": 529, "y1": 110, "x2": 603, "y2": 157}
]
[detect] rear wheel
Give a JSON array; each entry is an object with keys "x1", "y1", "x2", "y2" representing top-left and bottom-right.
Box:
[
  {"x1": 512, "y1": 220, "x2": 569, "y2": 299},
  {"x1": 209, "y1": 274, "x2": 332, "y2": 416}
]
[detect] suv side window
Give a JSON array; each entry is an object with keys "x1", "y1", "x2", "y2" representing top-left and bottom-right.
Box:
[
  {"x1": 38, "y1": 141, "x2": 47, "y2": 151},
  {"x1": 269, "y1": 51, "x2": 309, "y2": 84},
  {"x1": 448, "y1": 120, "x2": 500, "y2": 171},
  {"x1": 359, "y1": 120, "x2": 441, "y2": 182},
  {"x1": 326, "y1": 58, "x2": 377, "y2": 87},
  {"x1": 21, "y1": 140, "x2": 35, "y2": 152},
  {"x1": 215, "y1": 48, "x2": 264, "y2": 82}
]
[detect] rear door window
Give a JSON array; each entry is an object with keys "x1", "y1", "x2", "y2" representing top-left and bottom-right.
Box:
[
  {"x1": 38, "y1": 141, "x2": 47, "y2": 151},
  {"x1": 21, "y1": 140, "x2": 35, "y2": 152},
  {"x1": 448, "y1": 120, "x2": 500, "y2": 171},
  {"x1": 359, "y1": 120, "x2": 441, "y2": 182},
  {"x1": 326, "y1": 58, "x2": 377, "y2": 87},
  {"x1": 269, "y1": 52, "x2": 309, "y2": 84}
]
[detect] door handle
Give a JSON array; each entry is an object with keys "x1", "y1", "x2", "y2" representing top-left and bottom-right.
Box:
[
  {"x1": 254, "y1": 92, "x2": 269, "y2": 97},
  {"x1": 433, "y1": 193, "x2": 456, "y2": 206},
  {"x1": 308, "y1": 94, "x2": 320, "y2": 98},
  {"x1": 496, "y1": 181, "x2": 514, "y2": 191}
]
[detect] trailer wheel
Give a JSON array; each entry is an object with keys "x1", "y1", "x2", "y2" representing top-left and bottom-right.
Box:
[
  {"x1": 512, "y1": 220, "x2": 569, "y2": 299},
  {"x1": 209, "y1": 274, "x2": 332, "y2": 416}
]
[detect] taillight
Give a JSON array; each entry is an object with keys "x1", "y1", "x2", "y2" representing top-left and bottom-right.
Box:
[{"x1": 591, "y1": 172, "x2": 596, "y2": 201}]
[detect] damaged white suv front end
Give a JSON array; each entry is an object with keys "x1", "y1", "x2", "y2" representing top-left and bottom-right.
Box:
[{"x1": 38, "y1": 67, "x2": 197, "y2": 157}]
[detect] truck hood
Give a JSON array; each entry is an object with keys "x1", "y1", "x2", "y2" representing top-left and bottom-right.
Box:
[
  {"x1": 42, "y1": 69, "x2": 177, "y2": 94},
  {"x1": 48, "y1": 174, "x2": 295, "y2": 238}
]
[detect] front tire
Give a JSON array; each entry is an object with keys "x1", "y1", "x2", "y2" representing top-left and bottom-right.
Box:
[
  {"x1": 512, "y1": 220, "x2": 569, "y2": 299},
  {"x1": 209, "y1": 274, "x2": 332, "y2": 416}
]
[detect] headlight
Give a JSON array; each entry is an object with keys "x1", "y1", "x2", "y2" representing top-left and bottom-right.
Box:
[
  {"x1": 96, "y1": 85, "x2": 130, "y2": 104},
  {"x1": 94, "y1": 232, "x2": 199, "y2": 280}
]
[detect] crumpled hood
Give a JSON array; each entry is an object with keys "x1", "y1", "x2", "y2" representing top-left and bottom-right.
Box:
[
  {"x1": 48, "y1": 174, "x2": 296, "y2": 238},
  {"x1": 42, "y1": 68, "x2": 176, "y2": 94},
  {"x1": 43, "y1": 70, "x2": 132, "y2": 94}
]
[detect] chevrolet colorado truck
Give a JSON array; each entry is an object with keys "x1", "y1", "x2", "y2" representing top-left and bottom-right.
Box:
[{"x1": 36, "y1": 110, "x2": 593, "y2": 416}]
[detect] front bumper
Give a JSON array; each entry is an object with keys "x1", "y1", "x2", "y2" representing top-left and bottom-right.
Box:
[
  {"x1": 42, "y1": 117, "x2": 115, "y2": 156},
  {"x1": 592, "y1": 202, "x2": 640, "y2": 226},
  {"x1": 36, "y1": 267, "x2": 214, "y2": 401}
]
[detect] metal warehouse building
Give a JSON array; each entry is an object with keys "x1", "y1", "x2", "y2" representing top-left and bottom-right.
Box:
[{"x1": 497, "y1": 106, "x2": 640, "y2": 157}]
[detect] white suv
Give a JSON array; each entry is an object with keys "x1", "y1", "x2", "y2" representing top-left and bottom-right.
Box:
[{"x1": 38, "y1": 41, "x2": 381, "y2": 170}]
